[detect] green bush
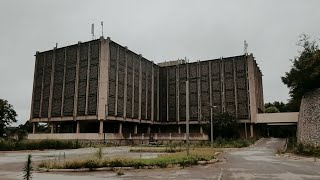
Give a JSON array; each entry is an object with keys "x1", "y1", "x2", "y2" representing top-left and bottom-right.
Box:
[{"x1": 84, "y1": 159, "x2": 101, "y2": 170}]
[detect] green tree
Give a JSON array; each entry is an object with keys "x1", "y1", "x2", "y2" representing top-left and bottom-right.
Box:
[
  {"x1": 282, "y1": 34, "x2": 320, "y2": 111},
  {"x1": 265, "y1": 106, "x2": 280, "y2": 113},
  {"x1": 204, "y1": 112, "x2": 239, "y2": 139},
  {"x1": 0, "y1": 99, "x2": 17, "y2": 137}
]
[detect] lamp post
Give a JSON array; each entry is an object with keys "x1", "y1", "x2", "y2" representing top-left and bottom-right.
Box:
[{"x1": 210, "y1": 105, "x2": 218, "y2": 145}]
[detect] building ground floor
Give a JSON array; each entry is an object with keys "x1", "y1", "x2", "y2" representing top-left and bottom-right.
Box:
[{"x1": 29, "y1": 120, "x2": 260, "y2": 142}]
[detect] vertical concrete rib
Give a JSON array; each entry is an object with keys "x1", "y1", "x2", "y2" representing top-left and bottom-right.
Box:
[
  {"x1": 30, "y1": 52, "x2": 38, "y2": 120},
  {"x1": 61, "y1": 48, "x2": 67, "y2": 116},
  {"x1": 197, "y1": 61, "x2": 201, "y2": 122},
  {"x1": 105, "y1": 37, "x2": 111, "y2": 118},
  {"x1": 220, "y1": 58, "x2": 225, "y2": 112},
  {"x1": 73, "y1": 42, "x2": 81, "y2": 119},
  {"x1": 39, "y1": 53, "x2": 46, "y2": 118},
  {"x1": 176, "y1": 64, "x2": 179, "y2": 122},
  {"x1": 247, "y1": 54, "x2": 257, "y2": 123},
  {"x1": 132, "y1": 58, "x2": 135, "y2": 118},
  {"x1": 98, "y1": 37, "x2": 109, "y2": 120},
  {"x1": 233, "y1": 58, "x2": 238, "y2": 118},
  {"x1": 145, "y1": 63, "x2": 148, "y2": 120},
  {"x1": 151, "y1": 63, "x2": 154, "y2": 122},
  {"x1": 123, "y1": 47, "x2": 128, "y2": 118},
  {"x1": 157, "y1": 68, "x2": 160, "y2": 121},
  {"x1": 138, "y1": 55, "x2": 142, "y2": 120},
  {"x1": 115, "y1": 46, "x2": 119, "y2": 116},
  {"x1": 85, "y1": 43, "x2": 91, "y2": 115},
  {"x1": 48, "y1": 49, "x2": 56, "y2": 119},
  {"x1": 166, "y1": 68, "x2": 169, "y2": 121}
]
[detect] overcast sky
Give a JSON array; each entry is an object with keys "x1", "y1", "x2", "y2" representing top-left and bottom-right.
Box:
[{"x1": 0, "y1": 0, "x2": 319, "y2": 125}]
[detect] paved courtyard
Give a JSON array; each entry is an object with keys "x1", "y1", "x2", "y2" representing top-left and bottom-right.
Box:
[{"x1": 1, "y1": 138, "x2": 320, "y2": 180}]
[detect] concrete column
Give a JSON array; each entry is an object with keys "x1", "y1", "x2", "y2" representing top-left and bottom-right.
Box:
[
  {"x1": 134, "y1": 124, "x2": 138, "y2": 134},
  {"x1": 99, "y1": 120, "x2": 104, "y2": 134},
  {"x1": 244, "y1": 122, "x2": 248, "y2": 138},
  {"x1": 85, "y1": 43, "x2": 91, "y2": 115},
  {"x1": 200, "y1": 125, "x2": 203, "y2": 134},
  {"x1": 147, "y1": 126, "x2": 151, "y2": 134},
  {"x1": 50, "y1": 123, "x2": 54, "y2": 134},
  {"x1": 119, "y1": 122, "x2": 123, "y2": 134},
  {"x1": 76, "y1": 121, "x2": 80, "y2": 133},
  {"x1": 97, "y1": 37, "x2": 109, "y2": 120},
  {"x1": 158, "y1": 127, "x2": 161, "y2": 133},
  {"x1": 115, "y1": 46, "x2": 119, "y2": 116},
  {"x1": 250, "y1": 124, "x2": 254, "y2": 137},
  {"x1": 178, "y1": 125, "x2": 181, "y2": 134},
  {"x1": 32, "y1": 123, "x2": 36, "y2": 134},
  {"x1": 123, "y1": 46, "x2": 128, "y2": 118},
  {"x1": 61, "y1": 48, "x2": 67, "y2": 116}
]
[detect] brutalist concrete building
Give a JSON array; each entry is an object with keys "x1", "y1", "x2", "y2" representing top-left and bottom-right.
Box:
[{"x1": 29, "y1": 37, "x2": 263, "y2": 141}]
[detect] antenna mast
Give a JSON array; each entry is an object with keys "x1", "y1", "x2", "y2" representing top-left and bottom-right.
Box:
[
  {"x1": 101, "y1": 21, "x2": 104, "y2": 37},
  {"x1": 91, "y1": 23, "x2": 95, "y2": 40},
  {"x1": 244, "y1": 40, "x2": 248, "y2": 55}
]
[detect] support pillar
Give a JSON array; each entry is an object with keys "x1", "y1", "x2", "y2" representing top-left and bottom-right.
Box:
[
  {"x1": 134, "y1": 124, "x2": 138, "y2": 134},
  {"x1": 76, "y1": 121, "x2": 80, "y2": 134},
  {"x1": 178, "y1": 126, "x2": 181, "y2": 134},
  {"x1": 244, "y1": 122, "x2": 247, "y2": 138},
  {"x1": 99, "y1": 120, "x2": 103, "y2": 134},
  {"x1": 119, "y1": 122, "x2": 123, "y2": 134},
  {"x1": 200, "y1": 125, "x2": 203, "y2": 134},
  {"x1": 158, "y1": 127, "x2": 161, "y2": 133},
  {"x1": 50, "y1": 123, "x2": 54, "y2": 134},
  {"x1": 250, "y1": 124, "x2": 254, "y2": 137},
  {"x1": 32, "y1": 123, "x2": 36, "y2": 134},
  {"x1": 147, "y1": 126, "x2": 151, "y2": 134}
]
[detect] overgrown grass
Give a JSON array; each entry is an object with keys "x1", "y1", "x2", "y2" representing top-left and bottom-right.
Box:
[
  {"x1": 39, "y1": 148, "x2": 217, "y2": 169},
  {"x1": 0, "y1": 139, "x2": 81, "y2": 151},
  {"x1": 193, "y1": 137, "x2": 256, "y2": 148},
  {"x1": 286, "y1": 137, "x2": 320, "y2": 157}
]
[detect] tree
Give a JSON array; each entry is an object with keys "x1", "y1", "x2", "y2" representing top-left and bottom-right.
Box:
[
  {"x1": 282, "y1": 34, "x2": 320, "y2": 110},
  {"x1": 204, "y1": 112, "x2": 239, "y2": 139},
  {"x1": 0, "y1": 99, "x2": 17, "y2": 137},
  {"x1": 265, "y1": 106, "x2": 280, "y2": 113}
]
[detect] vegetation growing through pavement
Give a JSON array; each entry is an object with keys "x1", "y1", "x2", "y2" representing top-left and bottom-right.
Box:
[
  {"x1": 38, "y1": 148, "x2": 217, "y2": 170},
  {"x1": 286, "y1": 137, "x2": 320, "y2": 157},
  {"x1": 0, "y1": 139, "x2": 81, "y2": 151},
  {"x1": 23, "y1": 154, "x2": 33, "y2": 180}
]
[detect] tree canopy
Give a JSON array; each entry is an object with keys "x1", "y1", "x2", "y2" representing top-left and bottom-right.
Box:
[
  {"x1": 0, "y1": 99, "x2": 17, "y2": 137},
  {"x1": 282, "y1": 34, "x2": 320, "y2": 110}
]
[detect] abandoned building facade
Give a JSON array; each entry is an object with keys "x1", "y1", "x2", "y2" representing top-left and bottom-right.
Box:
[{"x1": 29, "y1": 36, "x2": 264, "y2": 140}]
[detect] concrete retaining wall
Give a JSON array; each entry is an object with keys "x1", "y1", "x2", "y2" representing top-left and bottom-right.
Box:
[{"x1": 297, "y1": 88, "x2": 320, "y2": 146}]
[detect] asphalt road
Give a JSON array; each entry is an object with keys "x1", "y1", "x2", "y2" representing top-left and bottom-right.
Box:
[{"x1": 1, "y1": 138, "x2": 320, "y2": 180}]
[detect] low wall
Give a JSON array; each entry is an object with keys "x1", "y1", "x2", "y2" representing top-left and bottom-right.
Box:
[
  {"x1": 28, "y1": 133, "x2": 209, "y2": 141},
  {"x1": 297, "y1": 88, "x2": 320, "y2": 146}
]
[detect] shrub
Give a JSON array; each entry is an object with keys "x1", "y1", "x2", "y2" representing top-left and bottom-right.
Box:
[
  {"x1": 0, "y1": 139, "x2": 81, "y2": 151},
  {"x1": 84, "y1": 159, "x2": 100, "y2": 170}
]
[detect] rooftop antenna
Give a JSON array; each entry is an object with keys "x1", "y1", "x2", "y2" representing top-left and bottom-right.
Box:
[
  {"x1": 91, "y1": 23, "x2": 95, "y2": 40},
  {"x1": 244, "y1": 40, "x2": 248, "y2": 55},
  {"x1": 55, "y1": 43, "x2": 58, "y2": 48},
  {"x1": 101, "y1": 21, "x2": 104, "y2": 37}
]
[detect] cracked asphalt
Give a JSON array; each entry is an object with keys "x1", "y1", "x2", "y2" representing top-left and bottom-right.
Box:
[{"x1": 1, "y1": 138, "x2": 320, "y2": 180}]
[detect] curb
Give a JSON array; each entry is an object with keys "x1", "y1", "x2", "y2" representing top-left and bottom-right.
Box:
[{"x1": 37, "y1": 159, "x2": 218, "y2": 172}]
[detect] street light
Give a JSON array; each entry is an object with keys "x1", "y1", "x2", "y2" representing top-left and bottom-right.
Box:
[{"x1": 210, "y1": 105, "x2": 218, "y2": 145}]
